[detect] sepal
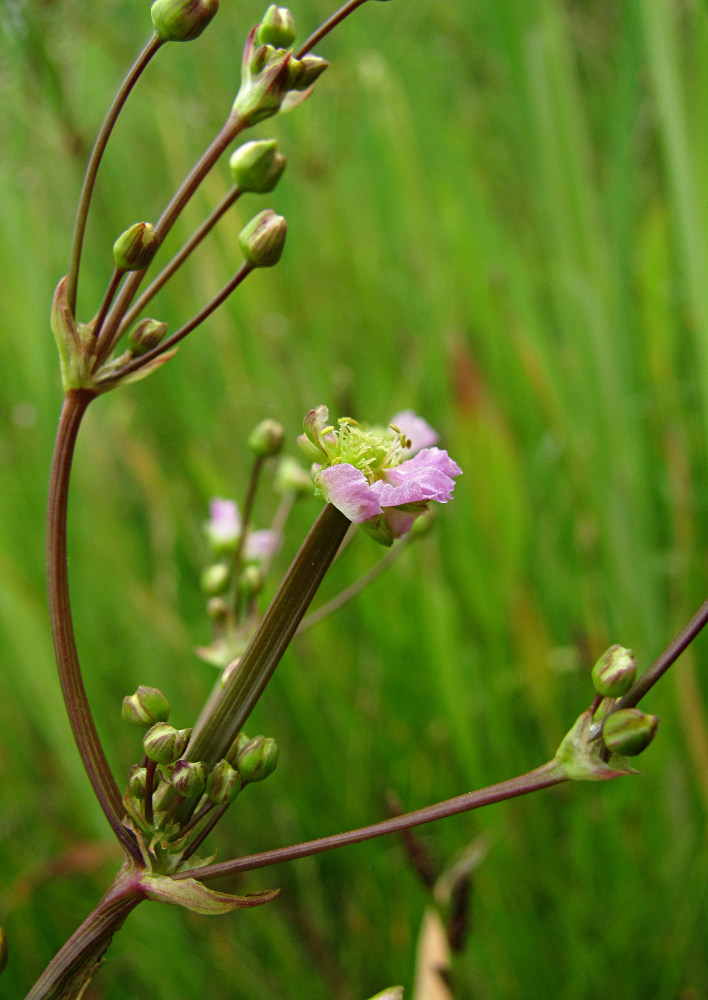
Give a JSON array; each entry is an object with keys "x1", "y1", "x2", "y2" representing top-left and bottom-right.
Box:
[
  {"x1": 553, "y1": 711, "x2": 639, "y2": 781},
  {"x1": 139, "y1": 872, "x2": 279, "y2": 913}
]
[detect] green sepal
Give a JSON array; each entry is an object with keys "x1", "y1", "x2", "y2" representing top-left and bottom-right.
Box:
[
  {"x1": 139, "y1": 873, "x2": 279, "y2": 913},
  {"x1": 51, "y1": 276, "x2": 92, "y2": 391},
  {"x1": 552, "y1": 710, "x2": 638, "y2": 781}
]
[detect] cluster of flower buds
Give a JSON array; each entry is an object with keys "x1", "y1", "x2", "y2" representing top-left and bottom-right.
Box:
[
  {"x1": 232, "y1": 5, "x2": 329, "y2": 127},
  {"x1": 590, "y1": 645, "x2": 658, "y2": 758}
]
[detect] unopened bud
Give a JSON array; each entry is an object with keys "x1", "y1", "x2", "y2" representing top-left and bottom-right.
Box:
[
  {"x1": 229, "y1": 139, "x2": 287, "y2": 194},
  {"x1": 287, "y1": 54, "x2": 329, "y2": 91},
  {"x1": 249, "y1": 418, "x2": 284, "y2": 457},
  {"x1": 113, "y1": 222, "x2": 160, "y2": 271},
  {"x1": 122, "y1": 686, "x2": 171, "y2": 727},
  {"x1": 128, "y1": 765, "x2": 148, "y2": 799},
  {"x1": 236, "y1": 734, "x2": 279, "y2": 782},
  {"x1": 274, "y1": 456, "x2": 314, "y2": 496},
  {"x1": 239, "y1": 564, "x2": 264, "y2": 598},
  {"x1": 170, "y1": 759, "x2": 207, "y2": 798},
  {"x1": 591, "y1": 644, "x2": 637, "y2": 698},
  {"x1": 602, "y1": 708, "x2": 659, "y2": 756},
  {"x1": 239, "y1": 210, "x2": 287, "y2": 267},
  {"x1": 256, "y1": 5, "x2": 296, "y2": 48},
  {"x1": 150, "y1": 0, "x2": 219, "y2": 41},
  {"x1": 206, "y1": 758, "x2": 243, "y2": 803},
  {"x1": 128, "y1": 318, "x2": 168, "y2": 356},
  {"x1": 201, "y1": 563, "x2": 231, "y2": 596},
  {"x1": 207, "y1": 596, "x2": 230, "y2": 625},
  {"x1": 143, "y1": 722, "x2": 191, "y2": 764}
]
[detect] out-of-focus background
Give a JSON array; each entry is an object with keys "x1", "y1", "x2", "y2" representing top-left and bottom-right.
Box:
[{"x1": 2, "y1": 1, "x2": 708, "y2": 996}]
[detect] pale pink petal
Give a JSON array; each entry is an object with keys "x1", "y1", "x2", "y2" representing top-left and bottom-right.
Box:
[
  {"x1": 384, "y1": 508, "x2": 420, "y2": 538},
  {"x1": 208, "y1": 498, "x2": 241, "y2": 546},
  {"x1": 317, "y1": 464, "x2": 383, "y2": 522},
  {"x1": 372, "y1": 448, "x2": 461, "y2": 507},
  {"x1": 244, "y1": 529, "x2": 280, "y2": 563},
  {"x1": 390, "y1": 410, "x2": 439, "y2": 452}
]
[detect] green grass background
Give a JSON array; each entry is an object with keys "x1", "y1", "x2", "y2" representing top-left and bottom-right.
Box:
[{"x1": 2, "y1": 0, "x2": 708, "y2": 996}]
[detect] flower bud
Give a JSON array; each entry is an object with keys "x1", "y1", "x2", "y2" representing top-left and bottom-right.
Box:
[
  {"x1": 236, "y1": 735, "x2": 279, "y2": 782},
  {"x1": 249, "y1": 418, "x2": 285, "y2": 457},
  {"x1": 206, "y1": 498, "x2": 241, "y2": 555},
  {"x1": 602, "y1": 708, "x2": 659, "y2": 756},
  {"x1": 274, "y1": 456, "x2": 314, "y2": 496},
  {"x1": 238, "y1": 209, "x2": 287, "y2": 267},
  {"x1": 170, "y1": 759, "x2": 207, "y2": 798},
  {"x1": 150, "y1": 0, "x2": 219, "y2": 41},
  {"x1": 239, "y1": 564, "x2": 265, "y2": 599},
  {"x1": 287, "y1": 54, "x2": 329, "y2": 91},
  {"x1": 128, "y1": 765, "x2": 148, "y2": 799},
  {"x1": 143, "y1": 722, "x2": 191, "y2": 764},
  {"x1": 206, "y1": 758, "x2": 243, "y2": 803},
  {"x1": 207, "y1": 596, "x2": 230, "y2": 625},
  {"x1": 256, "y1": 5, "x2": 296, "y2": 48},
  {"x1": 128, "y1": 318, "x2": 168, "y2": 356},
  {"x1": 122, "y1": 686, "x2": 171, "y2": 727},
  {"x1": 112, "y1": 222, "x2": 160, "y2": 271},
  {"x1": 229, "y1": 139, "x2": 287, "y2": 194},
  {"x1": 591, "y1": 644, "x2": 637, "y2": 698},
  {"x1": 200, "y1": 562, "x2": 231, "y2": 596}
]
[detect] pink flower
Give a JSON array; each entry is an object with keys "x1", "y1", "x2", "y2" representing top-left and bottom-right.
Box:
[{"x1": 317, "y1": 446, "x2": 461, "y2": 540}]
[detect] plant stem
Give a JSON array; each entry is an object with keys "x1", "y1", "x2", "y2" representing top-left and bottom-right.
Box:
[
  {"x1": 296, "y1": 0, "x2": 369, "y2": 58},
  {"x1": 66, "y1": 35, "x2": 162, "y2": 316},
  {"x1": 179, "y1": 762, "x2": 566, "y2": 882},
  {"x1": 616, "y1": 596, "x2": 708, "y2": 709},
  {"x1": 184, "y1": 504, "x2": 351, "y2": 778},
  {"x1": 117, "y1": 184, "x2": 243, "y2": 334},
  {"x1": 26, "y1": 865, "x2": 144, "y2": 1000},
  {"x1": 47, "y1": 390, "x2": 140, "y2": 860}
]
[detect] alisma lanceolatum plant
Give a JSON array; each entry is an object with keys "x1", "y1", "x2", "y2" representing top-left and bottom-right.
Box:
[{"x1": 9, "y1": 0, "x2": 708, "y2": 997}]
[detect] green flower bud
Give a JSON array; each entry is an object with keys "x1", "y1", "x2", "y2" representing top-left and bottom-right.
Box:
[
  {"x1": 249, "y1": 418, "x2": 285, "y2": 457},
  {"x1": 0, "y1": 927, "x2": 7, "y2": 975},
  {"x1": 229, "y1": 139, "x2": 287, "y2": 194},
  {"x1": 206, "y1": 758, "x2": 243, "y2": 804},
  {"x1": 128, "y1": 318, "x2": 168, "y2": 356},
  {"x1": 150, "y1": 0, "x2": 219, "y2": 41},
  {"x1": 207, "y1": 596, "x2": 230, "y2": 625},
  {"x1": 236, "y1": 735, "x2": 279, "y2": 782},
  {"x1": 602, "y1": 708, "x2": 659, "y2": 756},
  {"x1": 143, "y1": 722, "x2": 191, "y2": 764},
  {"x1": 287, "y1": 54, "x2": 329, "y2": 92},
  {"x1": 238, "y1": 210, "x2": 287, "y2": 267},
  {"x1": 366, "y1": 990, "x2": 404, "y2": 1000},
  {"x1": 112, "y1": 222, "x2": 160, "y2": 271},
  {"x1": 122, "y1": 686, "x2": 171, "y2": 727},
  {"x1": 274, "y1": 456, "x2": 314, "y2": 496},
  {"x1": 591, "y1": 644, "x2": 637, "y2": 698},
  {"x1": 201, "y1": 563, "x2": 231, "y2": 596},
  {"x1": 128, "y1": 765, "x2": 148, "y2": 799},
  {"x1": 256, "y1": 5, "x2": 296, "y2": 48},
  {"x1": 170, "y1": 759, "x2": 207, "y2": 798},
  {"x1": 239, "y1": 564, "x2": 264, "y2": 598}
]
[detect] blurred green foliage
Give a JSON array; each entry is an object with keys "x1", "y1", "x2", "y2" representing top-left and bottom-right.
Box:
[{"x1": 1, "y1": 0, "x2": 708, "y2": 997}]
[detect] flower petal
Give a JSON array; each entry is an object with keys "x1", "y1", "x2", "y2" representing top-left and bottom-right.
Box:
[
  {"x1": 390, "y1": 410, "x2": 439, "y2": 452},
  {"x1": 317, "y1": 464, "x2": 383, "y2": 522},
  {"x1": 372, "y1": 448, "x2": 461, "y2": 507}
]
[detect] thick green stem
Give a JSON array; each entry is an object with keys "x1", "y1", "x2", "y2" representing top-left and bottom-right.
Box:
[
  {"x1": 26, "y1": 865, "x2": 145, "y2": 1000},
  {"x1": 185, "y1": 503, "x2": 350, "y2": 773},
  {"x1": 47, "y1": 390, "x2": 139, "y2": 859}
]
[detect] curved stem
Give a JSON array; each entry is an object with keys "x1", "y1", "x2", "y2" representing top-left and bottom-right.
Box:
[
  {"x1": 118, "y1": 184, "x2": 243, "y2": 334},
  {"x1": 181, "y1": 762, "x2": 566, "y2": 882},
  {"x1": 26, "y1": 865, "x2": 144, "y2": 1000},
  {"x1": 617, "y1": 596, "x2": 708, "y2": 710},
  {"x1": 66, "y1": 35, "x2": 163, "y2": 316},
  {"x1": 47, "y1": 390, "x2": 140, "y2": 860},
  {"x1": 92, "y1": 114, "x2": 247, "y2": 369}
]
